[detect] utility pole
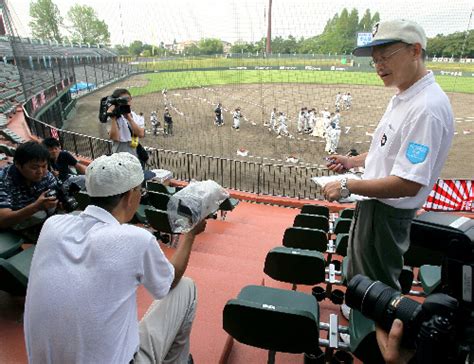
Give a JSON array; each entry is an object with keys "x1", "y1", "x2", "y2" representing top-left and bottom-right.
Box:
[{"x1": 266, "y1": 0, "x2": 272, "y2": 54}]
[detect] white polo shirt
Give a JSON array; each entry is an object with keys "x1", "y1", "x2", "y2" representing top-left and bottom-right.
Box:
[
  {"x1": 24, "y1": 205, "x2": 175, "y2": 364},
  {"x1": 114, "y1": 111, "x2": 145, "y2": 142},
  {"x1": 363, "y1": 71, "x2": 454, "y2": 209}
]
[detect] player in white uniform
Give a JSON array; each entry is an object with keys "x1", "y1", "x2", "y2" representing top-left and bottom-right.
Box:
[
  {"x1": 269, "y1": 107, "x2": 277, "y2": 130},
  {"x1": 297, "y1": 107, "x2": 306, "y2": 133},
  {"x1": 150, "y1": 111, "x2": 159, "y2": 135},
  {"x1": 345, "y1": 92, "x2": 352, "y2": 110},
  {"x1": 276, "y1": 112, "x2": 289, "y2": 138},
  {"x1": 232, "y1": 107, "x2": 242, "y2": 130},
  {"x1": 335, "y1": 92, "x2": 342, "y2": 110}
]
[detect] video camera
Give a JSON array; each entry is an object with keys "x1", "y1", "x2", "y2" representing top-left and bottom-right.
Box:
[
  {"x1": 45, "y1": 179, "x2": 79, "y2": 212},
  {"x1": 346, "y1": 212, "x2": 474, "y2": 363},
  {"x1": 98, "y1": 95, "x2": 131, "y2": 123}
]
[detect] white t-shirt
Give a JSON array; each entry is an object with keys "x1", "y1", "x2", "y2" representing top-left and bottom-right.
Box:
[
  {"x1": 363, "y1": 71, "x2": 454, "y2": 209},
  {"x1": 24, "y1": 205, "x2": 175, "y2": 364},
  {"x1": 114, "y1": 111, "x2": 145, "y2": 142}
]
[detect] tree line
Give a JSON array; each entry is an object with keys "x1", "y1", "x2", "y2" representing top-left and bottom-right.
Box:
[
  {"x1": 28, "y1": 0, "x2": 110, "y2": 45},
  {"x1": 27, "y1": 1, "x2": 472, "y2": 58}
]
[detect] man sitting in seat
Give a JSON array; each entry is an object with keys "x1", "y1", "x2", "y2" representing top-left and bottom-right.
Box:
[
  {"x1": 24, "y1": 152, "x2": 206, "y2": 364},
  {"x1": 0, "y1": 141, "x2": 58, "y2": 239},
  {"x1": 42, "y1": 137, "x2": 86, "y2": 190}
]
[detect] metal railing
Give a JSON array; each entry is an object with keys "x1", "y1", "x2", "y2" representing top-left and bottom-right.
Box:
[{"x1": 24, "y1": 115, "x2": 331, "y2": 200}]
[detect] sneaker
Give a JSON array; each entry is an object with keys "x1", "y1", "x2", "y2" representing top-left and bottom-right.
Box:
[
  {"x1": 340, "y1": 303, "x2": 351, "y2": 320},
  {"x1": 276, "y1": 135, "x2": 282, "y2": 139},
  {"x1": 339, "y1": 333, "x2": 351, "y2": 345}
]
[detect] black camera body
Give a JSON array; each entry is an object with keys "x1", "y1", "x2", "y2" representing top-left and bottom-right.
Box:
[
  {"x1": 45, "y1": 180, "x2": 79, "y2": 212},
  {"x1": 98, "y1": 95, "x2": 131, "y2": 123},
  {"x1": 346, "y1": 212, "x2": 474, "y2": 363}
]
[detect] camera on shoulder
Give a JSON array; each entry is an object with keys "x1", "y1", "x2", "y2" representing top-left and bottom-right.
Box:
[{"x1": 98, "y1": 95, "x2": 131, "y2": 123}]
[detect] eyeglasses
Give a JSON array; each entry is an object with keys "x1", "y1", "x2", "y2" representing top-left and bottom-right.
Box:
[{"x1": 369, "y1": 46, "x2": 407, "y2": 68}]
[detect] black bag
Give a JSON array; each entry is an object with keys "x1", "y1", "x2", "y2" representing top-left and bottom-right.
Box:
[{"x1": 136, "y1": 143, "x2": 149, "y2": 163}]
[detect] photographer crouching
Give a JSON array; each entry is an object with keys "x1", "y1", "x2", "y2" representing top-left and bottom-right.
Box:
[
  {"x1": 24, "y1": 152, "x2": 206, "y2": 363},
  {"x1": 102, "y1": 88, "x2": 148, "y2": 167},
  {"x1": 0, "y1": 141, "x2": 60, "y2": 242}
]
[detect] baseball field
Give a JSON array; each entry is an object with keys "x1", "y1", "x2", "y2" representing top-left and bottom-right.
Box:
[{"x1": 65, "y1": 69, "x2": 474, "y2": 179}]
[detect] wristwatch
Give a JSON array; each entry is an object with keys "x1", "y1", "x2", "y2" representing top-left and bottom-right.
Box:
[{"x1": 340, "y1": 177, "x2": 351, "y2": 199}]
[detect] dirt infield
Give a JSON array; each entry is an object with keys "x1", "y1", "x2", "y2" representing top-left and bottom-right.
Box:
[{"x1": 64, "y1": 74, "x2": 473, "y2": 179}]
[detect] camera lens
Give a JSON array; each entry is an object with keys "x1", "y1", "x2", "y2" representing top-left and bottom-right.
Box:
[{"x1": 346, "y1": 275, "x2": 424, "y2": 347}]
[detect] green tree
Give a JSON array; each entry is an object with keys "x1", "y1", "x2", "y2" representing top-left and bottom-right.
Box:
[
  {"x1": 358, "y1": 9, "x2": 372, "y2": 32},
  {"x1": 113, "y1": 44, "x2": 129, "y2": 56},
  {"x1": 67, "y1": 5, "x2": 110, "y2": 45},
  {"x1": 198, "y1": 38, "x2": 223, "y2": 55},
  {"x1": 129, "y1": 40, "x2": 144, "y2": 56},
  {"x1": 29, "y1": 0, "x2": 63, "y2": 42}
]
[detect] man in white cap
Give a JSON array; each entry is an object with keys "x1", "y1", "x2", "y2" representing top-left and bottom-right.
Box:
[
  {"x1": 322, "y1": 19, "x2": 454, "y2": 362},
  {"x1": 24, "y1": 152, "x2": 205, "y2": 364}
]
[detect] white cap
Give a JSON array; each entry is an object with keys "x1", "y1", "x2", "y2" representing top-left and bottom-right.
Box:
[
  {"x1": 353, "y1": 19, "x2": 427, "y2": 57},
  {"x1": 86, "y1": 152, "x2": 144, "y2": 197}
]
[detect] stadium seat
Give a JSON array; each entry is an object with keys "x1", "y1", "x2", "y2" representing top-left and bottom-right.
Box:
[
  {"x1": 339, "y1": 208, "x2": 354, "y2": 219},
  {"x1": 0, "y1": 143, "x2": 15, "y2": 157},
  {"x1": 223, "y1": 285, "x2": 320, "y2": 355},
  {"x1": 0, "y1": 128, "x2": 25, "y2": 144},
  {"x1": 333, "y1": 218, "x2": 352, "y2": 234},
  {"x1": 0, "y1": 246, "x2": 35, "y2": 295},
  {"x1": 134, "y1": 204, "x2": 150, "y2": 224},
  {"x1": 282, "y1": 226, "x2": 328, "y2": 252},
  {"x1": 218, "y1": 198, "x2": 239, "y2": 220},
  {"x1": 418, "y1": 265, "x2": 441, "y2": 295},
  {"x1": 264, "y1": 246, "x2": 326, "y2": 285},
  {"x1": 293, "y1": 214, "x2": 329, "y2": 232},
  {"x1": 300, "y1": 204, "x2": 329, "y2": 218},
  {"x1": 145, "y1": 208, "x2": 175, "y2": 234},
  {"x1": 148, "y1": 191, "x2": 171, "y2": 211},
  {"x1": 0, "y1": 231, "x2": 24, "y2": 259},
  {"x1": 146, "y1": 181, "x2": 176, "y2": 194},
  {"x1": 335, "y1": 233, "x2": 349, "y2": 256}
]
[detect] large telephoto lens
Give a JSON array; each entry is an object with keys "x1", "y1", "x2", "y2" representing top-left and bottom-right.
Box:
[{"x1": 346, "y1": 274, "x2": 425, "y2": 347}]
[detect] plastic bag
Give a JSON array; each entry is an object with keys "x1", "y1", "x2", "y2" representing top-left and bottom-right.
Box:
[{"x1": 167, "y1": 180, "x2": 229, "y2": 233}]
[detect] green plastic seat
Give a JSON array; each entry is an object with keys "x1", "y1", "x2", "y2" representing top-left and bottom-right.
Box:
[
  {"x1": 264, "y1": 246, "x2": 326, "y2": 285},
  {"x1": 341, "y1": 256, "x2": 349, "y2": 283},
  {"x1": 339, "y1": 208, "x2": 354, "y2": 219},
  {"x1": 418, "y1": 265, "x2": 441, "y2": 294},
  {"x1": 293, "y1": 214, "x2": 329, "y2": 232},
  {"x1": 223, "y1": 285, "x2": 319, "y2": 354},
  {"x1": 146, "y1": 182, "x2": 176, "y2": 194},
  {"x1": 219, "y1": 198, "x2": 239, "y2": 212},
  {"x1": 148, "y1": 191, "x2": 170, "y2": 210},
  {"x1": 301, "y1": 204, "x2": 330, "y2": 219},
  {"x1": 134, "y1": 204, "x2": 151, "y2": 224},
  {"x1": 0, "y1": 246, "x2": 36, "y2": 295},
  {"x1": 0, "y1": 231, "x2": 24, "y2": 259},
  {"x1": 335, "y1": 233, "x2": 349, "y2": 256},
  {"x1": 145, "y1": 208, "x2": 175, "y2": 234},
  {"x1": 333, "y1": 218, "x2": 352, "y2": 234},
  {"x1": 282, "y1": 227, "x2": 328, "y2": 252}
]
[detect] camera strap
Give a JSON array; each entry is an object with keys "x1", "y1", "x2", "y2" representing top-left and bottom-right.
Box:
[{"x1": 125, "y1": 118, "x2": 139, "y2": 149}]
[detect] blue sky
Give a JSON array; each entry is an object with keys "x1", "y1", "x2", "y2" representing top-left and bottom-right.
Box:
[{"x1": 7, "y1": 0, "x2": 474, "y2": 46}]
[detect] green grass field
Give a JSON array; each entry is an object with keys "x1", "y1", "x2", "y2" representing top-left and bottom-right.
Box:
[
  {"x1": 133, "y1": 56, "x2": 474, "y2": 73},
  {"x1": 131, "y1": 70, "x2": 474, "y2": 96}
]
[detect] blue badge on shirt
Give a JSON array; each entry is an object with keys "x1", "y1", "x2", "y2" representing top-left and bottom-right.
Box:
[{"x1": 406, "y1": 142, "x2": 429, "y2": 164}]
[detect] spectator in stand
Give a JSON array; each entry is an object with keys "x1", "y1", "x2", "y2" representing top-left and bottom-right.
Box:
[
  {"x1": 0, "y1": 141, "x2": 58, "y2": 240},
  {"x1": 24, "y1": 152, "x2": 206, "y2": 364},
  {"x1": 42, "y1": 137, "x2": 86, "y2": 191}
]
